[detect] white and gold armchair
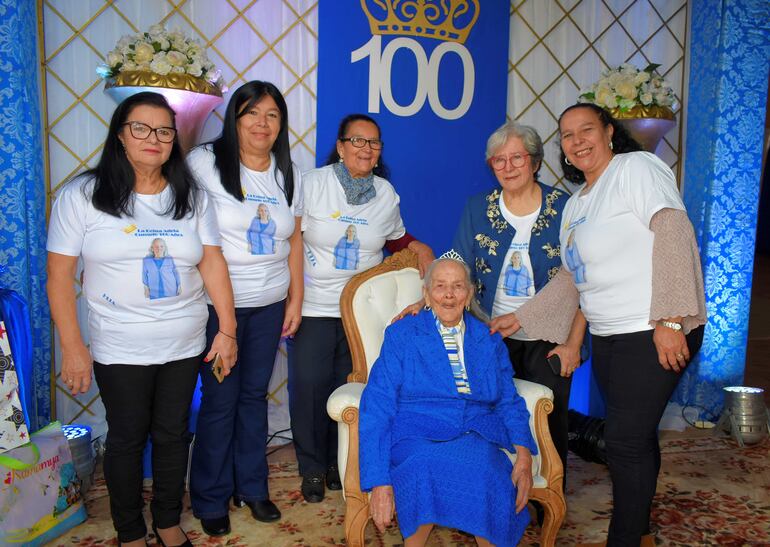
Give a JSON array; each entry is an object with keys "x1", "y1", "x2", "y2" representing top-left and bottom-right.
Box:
[{"x1": 326, "y1": 249, "x2": 566, "y2": 546}]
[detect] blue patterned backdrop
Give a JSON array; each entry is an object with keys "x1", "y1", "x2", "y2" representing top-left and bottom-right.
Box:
[
  {"x1": 0, "y1": 0, "x2": 50, "y2": 430},
  {"x1": 675, "y1": 0, "x2": 770, "y2": 417}
]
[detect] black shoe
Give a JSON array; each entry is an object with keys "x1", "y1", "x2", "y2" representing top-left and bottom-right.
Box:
[
  {"x1": 301, "y1": 473, "x2": 325, "y2": 503},
  {"x1": 326, "y1": 465, "x2": 342, "y2": 490},
  {"x1": 199, "y1": 515, "x2": 231, "y2": 537},
  {"x1": 242, "y1": 499, "x2": 281, "y2": 522},
  {"x1": 152, "y1": 524, "x2": 193, "y2": 547}
]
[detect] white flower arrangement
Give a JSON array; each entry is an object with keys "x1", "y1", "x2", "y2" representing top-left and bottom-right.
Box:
[
  {"x1": 579, "y1": 63, "x2": 676, "y2": 112},
  {"x1": 97, "y1": 24, "x2": 227, "y2": 91}
]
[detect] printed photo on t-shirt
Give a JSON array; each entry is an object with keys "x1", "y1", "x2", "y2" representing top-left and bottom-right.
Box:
[
  {"x1": 565, "y1": 230, "x2": 586, "y2": 284},
  {"x1": 142, "y1": 238, "x2": 181, "y2": 300},
  {"x1": 334, "y1": 224, "x2": 360, "y2": 270},
  {"x1": 247, "y1": 203, "x2": 277, "y2": 255},
  {"x1": 503, "y1": 251, "x2": 534, "y2": 296}
]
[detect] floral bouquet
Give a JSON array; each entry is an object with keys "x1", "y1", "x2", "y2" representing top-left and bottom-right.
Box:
[
  {"x1": 97, "y1": 24, "x2": 227, "y2": 92},
  {"x1": 578, "y1": 63, "x2": 676, "y2": 114}
]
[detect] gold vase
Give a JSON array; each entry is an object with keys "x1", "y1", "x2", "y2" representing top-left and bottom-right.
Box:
[
  {"x1": 104, "y1": 71, "x2": 224, "y2": 152},
  {"x1": 609, "y1": 105, "x2": 675, "y2": 154}
]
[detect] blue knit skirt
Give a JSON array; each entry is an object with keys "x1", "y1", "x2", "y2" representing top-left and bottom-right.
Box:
[{"x1": 391, "y1": 432, "x2": 529, "y2": 546}]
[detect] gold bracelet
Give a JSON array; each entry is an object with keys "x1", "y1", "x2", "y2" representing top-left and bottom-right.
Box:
[{"x1": 218, "y1": 330, "x2": 237, "y2": 340}]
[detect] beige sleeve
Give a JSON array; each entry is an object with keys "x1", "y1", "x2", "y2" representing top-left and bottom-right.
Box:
[
  {"x1": 516, "y1": 267, "x2": 579, "y2": 344},
  {"x1": 649, "y1": 208, "x2": 708, "y2": 334}
]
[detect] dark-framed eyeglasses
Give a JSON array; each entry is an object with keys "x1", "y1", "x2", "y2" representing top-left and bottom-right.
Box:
[
  {"x1": 490, "y1": 153, "x2": 530, "y2": 171},
  {"x1": 340, "y1": 136, "x2": 383, "y2": 150},
  {"x1": 122, "y1": 121, "x2": 177, "y2": 143}
]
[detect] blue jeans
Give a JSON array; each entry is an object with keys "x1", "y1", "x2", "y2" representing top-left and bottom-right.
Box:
[{"x1": 190, "y1": 301, "x2": 285, "y2": 519}]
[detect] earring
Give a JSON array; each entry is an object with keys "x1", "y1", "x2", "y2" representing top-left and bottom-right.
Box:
[
  {"x1": 339, "y1": 156, "x2": 344, "y2": 162},
  {"x1": 465, "y1": 304, "x2": 470, "y2": 311},
  {"x1": 423, "y1": 304, "x2": 431, "y2": 311},
  {"x1": 564, "y1": 157, "x2": 572, "y2": 166},
  {"x1": 609, "y1": 141, "x2": 614, "y2": 151}
]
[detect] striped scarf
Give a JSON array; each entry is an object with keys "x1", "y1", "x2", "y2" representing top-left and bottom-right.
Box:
[{"x1": 436, "y1": 317, "x2": 471, "y2": 394}]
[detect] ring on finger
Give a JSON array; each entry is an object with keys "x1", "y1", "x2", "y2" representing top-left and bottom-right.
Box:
[{"x1": 676, "y1": 352, "x2": 684, "y2": 359}]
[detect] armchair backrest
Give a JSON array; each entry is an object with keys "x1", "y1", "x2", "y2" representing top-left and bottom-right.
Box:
[{"x1": 340, "y1": 250, "x2": 422, "y2": 383}]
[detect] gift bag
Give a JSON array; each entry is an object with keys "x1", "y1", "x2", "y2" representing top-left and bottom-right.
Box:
[
  {"x1": 0, "y1": 322, "x2": 29, "y2": 453},
  {"x1": 0, "y1": 422, "x2": 87, "y2": 545}
]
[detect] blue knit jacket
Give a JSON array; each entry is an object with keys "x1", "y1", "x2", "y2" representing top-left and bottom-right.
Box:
[
  {"x1": 451, "y1": 182, "x2": 569, "y2": 317},
  {"x1": 359, "y1": 310, "x2": 537, "y2": 490}
]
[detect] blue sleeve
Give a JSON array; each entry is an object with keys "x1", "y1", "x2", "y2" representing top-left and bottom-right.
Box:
[
  {"x1": 451, "y1": 197, "x2": 476, "y2": 281},
  {"x1": 142, "y1": 258, "x2": 149, "y2": 287},
  {"x1": 359, "y1": 326, "x2": 404, "y2": 490},
  {"x1": 492, "y1": 336, "x2": 538, "y2": 454}
]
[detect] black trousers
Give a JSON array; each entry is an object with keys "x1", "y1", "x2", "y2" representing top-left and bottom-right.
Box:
[
  {"x1": 504, "y1": 338, "x2": 572, "y2": 485},
  {"x1": 591, "y1": 326, "x2": 704, "y2": 547},
  {"x1": 94, "y1": 356, "x2": 199, "y2": 542},
  {"x1": 287, "y1": 316, "x2": 352, "y2": 476}
]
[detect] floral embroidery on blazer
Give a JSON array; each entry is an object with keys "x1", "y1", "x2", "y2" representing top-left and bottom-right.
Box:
[{"x1": 451, "y1": 182, "x2": 570, "y2": 317}]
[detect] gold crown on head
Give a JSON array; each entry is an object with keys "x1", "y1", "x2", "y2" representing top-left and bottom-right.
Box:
[{"x1": 361, "y1": 0, "x2": 480, "y2": 44}]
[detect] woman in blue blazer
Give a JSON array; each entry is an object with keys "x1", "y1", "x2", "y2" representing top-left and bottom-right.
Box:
[{"x1": 360, "y1": 258, "x2": 536, "y2": 546}]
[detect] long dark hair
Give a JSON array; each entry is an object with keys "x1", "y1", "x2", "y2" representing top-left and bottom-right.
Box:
[
  {"x1": 558, "y1": 103, "x2": 642, "y2": 183},
  {"x1": 85, "y1": 91, "x2": 198, "y2": 219},
  {"x1": 325, "y1": 113, "x2": 390, "y2": 179},
  {"x1": 212, "y1": 81, "x2": 294, "y2": 205}
]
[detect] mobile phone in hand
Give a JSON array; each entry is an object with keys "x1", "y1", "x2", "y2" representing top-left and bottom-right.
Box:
[
  {"x1": 212, "y1": 354, "x2": 225, "y2": 383},
  {"x1": 546, "y1": 354, "x2": 562, "y2": 376}
]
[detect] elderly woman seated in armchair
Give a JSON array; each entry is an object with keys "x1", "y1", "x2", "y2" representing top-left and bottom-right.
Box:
[{"x1": 359, "y1": 258, "x2": 537, "y2": 547}]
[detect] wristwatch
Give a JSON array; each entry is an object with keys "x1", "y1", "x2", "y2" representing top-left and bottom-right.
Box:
[{"x1": 660, "y1": 320, "x2": 683, "y2": 331}]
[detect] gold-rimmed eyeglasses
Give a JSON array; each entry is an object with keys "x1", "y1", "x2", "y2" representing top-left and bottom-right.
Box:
[
  {"x1": 490, "y1": 153, "x2": 530, "y2": 171},
  {"x1": 340, "y1": 136, "x2": 383, "y2": 150},
  {"x1": 122, "y1": 121, "x2": 177, "y2": 143}
]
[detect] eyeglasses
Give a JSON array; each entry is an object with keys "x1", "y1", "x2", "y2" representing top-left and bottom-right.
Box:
[
  {"x1": 490, "y1": 153, "x2": 530, "y2": 171},
  {"x1": 340, "y1": 136, "x2": 383, "y2": 150},
  {"x1": 122, "y1": 121, "x2": 177, "y2": 143}
]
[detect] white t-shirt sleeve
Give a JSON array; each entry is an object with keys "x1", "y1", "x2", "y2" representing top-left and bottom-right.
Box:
[
  {"x1": 383, "y1": 184, "x2": 406, "y2": 240},
  {"x1": 47, "y1": 177, "x2": 90, "y2": 257},
  {"x1": 291, "y1": 165, "x2": 304, "y2": 218},
  {"x1": 618, "y1": 152, "x2": 685, "y2": 227},
  {"x1": 196, "y1": 189, "x2": 222, "y2": 247}
]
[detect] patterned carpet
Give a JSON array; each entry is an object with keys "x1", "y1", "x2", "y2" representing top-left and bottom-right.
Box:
[{"x1": 48, "y1": 432, "x2": 770, "y2": 546}]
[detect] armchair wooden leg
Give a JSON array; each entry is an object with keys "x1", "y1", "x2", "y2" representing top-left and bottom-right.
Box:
[
  {"x1": 538, "y1": 490, "x2": 567, "y2": 547},
  {"x1": 344, "y1": 490, "x2": 370, "y2": 547}
]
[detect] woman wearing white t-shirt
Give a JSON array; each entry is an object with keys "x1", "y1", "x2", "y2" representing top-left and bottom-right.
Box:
[
  {"x1": 290, "y1": 114, "x2": 434, "y2": 503},
  {"x1": 508, "y1": 103, "x2": 707, "y2": 546},
  {"x1": 187, "y1": 81, "x2": 303, "y2": 537},
  {"x1": 47, "y1": 92, "x2": 237, "y2": 547}
]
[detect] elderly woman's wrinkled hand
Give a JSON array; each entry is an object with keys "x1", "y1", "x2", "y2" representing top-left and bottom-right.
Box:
[
  {"x1": 391, "y1": 298, "x2": 425, "y2": 324},
  {"x1": 369, "y1": 485, "x2": 395, "y2": 532},
  {"x1": 206, "y1": 332, "x2": 238, "y2": 376},
  {"x1": 511, "y1": 446, "x2": 533, "y2": 514},
  {"x1": 489, "y1": 313, "x2": 521, "y2": 338}
]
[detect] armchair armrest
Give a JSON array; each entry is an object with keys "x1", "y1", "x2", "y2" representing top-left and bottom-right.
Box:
[{"x1": 327, "y1": 382, "x2": 366, "y2": 422}]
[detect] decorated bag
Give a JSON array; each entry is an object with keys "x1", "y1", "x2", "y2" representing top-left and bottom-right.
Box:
[
  {"x1": 0, "y1": 322, "x2": 29, "y2": 453},
  {"x1": 0, "y1": 422, "x2": 87, "y2": 545}
]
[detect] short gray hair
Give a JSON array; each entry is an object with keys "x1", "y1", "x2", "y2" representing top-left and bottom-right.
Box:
[
  {"x1": 423, "y1": 258, "x2": 473, "y2": 291},
  {"x1": 485, "y1": 121, "x2": 544, "y2": 172}
]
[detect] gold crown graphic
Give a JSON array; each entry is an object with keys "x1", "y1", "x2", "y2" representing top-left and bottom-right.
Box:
[{"x1": 361, "y1": 0, "x2": 480, "y2": 44}]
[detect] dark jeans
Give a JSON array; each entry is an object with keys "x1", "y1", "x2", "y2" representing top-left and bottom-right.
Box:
[
  {"x1": 94, "y1": 356, "x2": 200, "y2": 542},
  {"x1": 591, "y1": 326, "x2": 704, "y2": 547},
  {"x1": 504, "y1": 338, "x2": 572, "y2": 486},
  {"x1": 287, "y1": 316, "x2": 352, "y2": 476},
  {"x1": 190, "y1": 301, "x2": 285, "y2": 519}
]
